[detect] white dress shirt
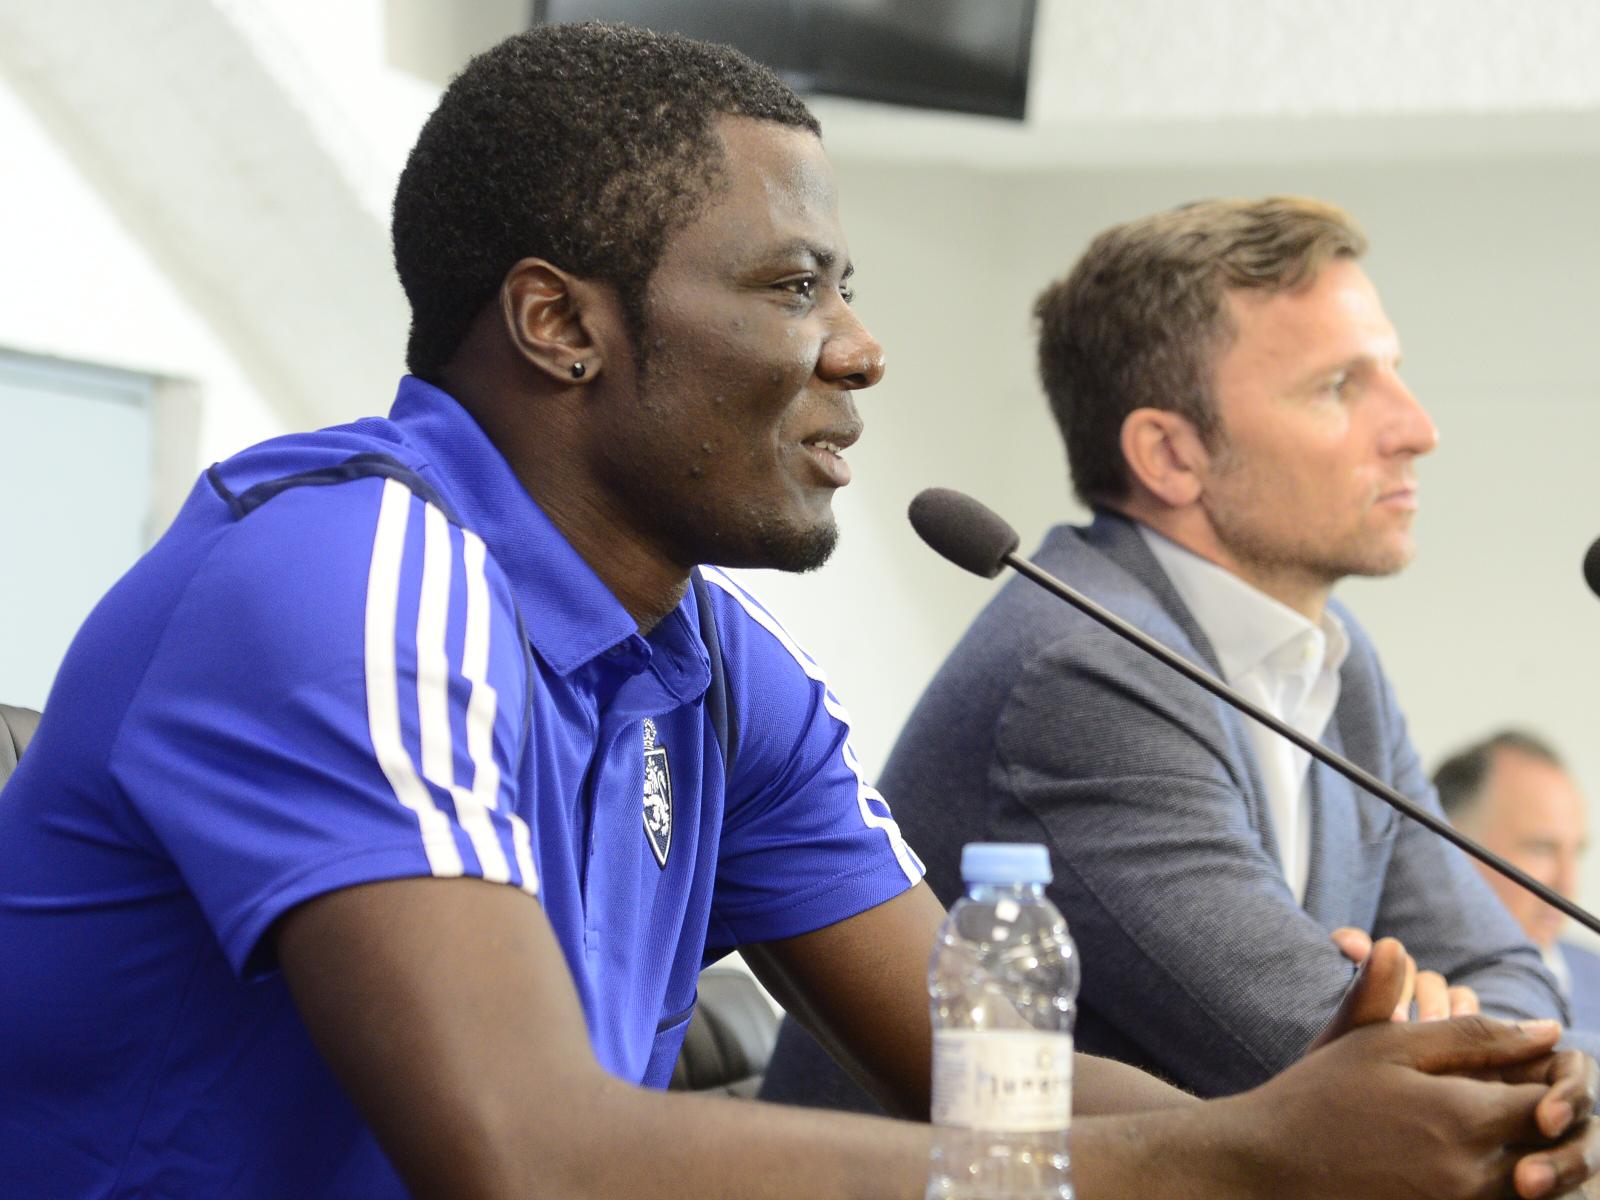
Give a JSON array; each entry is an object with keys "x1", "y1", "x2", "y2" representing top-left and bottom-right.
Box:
[{"x1": 1140, "y1": 526, "x2": 1349, "y2": 903}]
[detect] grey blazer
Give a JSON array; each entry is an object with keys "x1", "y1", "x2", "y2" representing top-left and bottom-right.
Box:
[{"x1": 762, "y1": 510, "x2": 1566, "y2": 1106}]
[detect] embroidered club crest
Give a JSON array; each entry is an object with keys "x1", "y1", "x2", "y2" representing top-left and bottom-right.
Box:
[{"x1": 642, "y1": 718, "x2": 672, "y2": 867}]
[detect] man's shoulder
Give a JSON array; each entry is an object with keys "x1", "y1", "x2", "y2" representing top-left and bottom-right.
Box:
[
  {"x1": 688, "y1": 567, "x2": 837, "y2": 759},
  {"x1": 124, "y1": 421, "x2": 526, "y2": 721},
  {"x1": 1563, "y1": 941, "x2": 1600, "y2": 975},
  {"x1": 694, "y1": 567, "x2": 796, "y2": 660},
  {"x1": 981, "y1": 518, "x2": 1201, "y2": 663},
  {"x1": 1032, "y1": 517, "x2": 1136, "y2": 589},
  {"x1": 196, "y1": 419, "x2": 497, "y2": 597},
  {"x1": 206, "y1": 419, "x2": 427, "y2": 516},
  {"x1": 889, "y1": 518, "x2": 1215, "y2": 768},
  {"x1": 198, "y1": 445, "x2": 429, "y2": 601}
]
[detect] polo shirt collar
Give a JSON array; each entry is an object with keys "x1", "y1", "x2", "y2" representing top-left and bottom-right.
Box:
[{"x1": 386, "y1": 376, "x2": 645, "y2": 677}]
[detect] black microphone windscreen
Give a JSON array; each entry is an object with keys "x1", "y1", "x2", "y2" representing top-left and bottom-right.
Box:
[
  {"x1": 1584, "y1": 536, "x2": 1600, "y2": 600},
  {"x1": 908, "y1": 488, "x2": 1020, "y2": 579}
]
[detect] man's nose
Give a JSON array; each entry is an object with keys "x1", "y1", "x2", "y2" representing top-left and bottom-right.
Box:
[
  {"x1": 1381, "y1": 376, "x2": 1439, "y2": 458},
  {"x1": 820, "y1": 307, "x2": 886, "y2": 391}
]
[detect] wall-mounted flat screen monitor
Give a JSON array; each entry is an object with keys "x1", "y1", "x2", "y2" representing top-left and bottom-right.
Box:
[{"x1": 533, "y1": 0, "x2": 1037, "y2": 120}]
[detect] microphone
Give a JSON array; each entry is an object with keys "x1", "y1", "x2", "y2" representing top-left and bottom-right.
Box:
[
  {"x1": 1583, "y1": 535, "x2": 1600, "y2": 600},
  {"x1": 910, "y1": 486, "x2": 1600, "y2": 939}
]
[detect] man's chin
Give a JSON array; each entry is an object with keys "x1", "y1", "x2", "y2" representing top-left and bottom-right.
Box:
[
  {"x1": 756, "y1": 519, "x2": 839, "y2": 573},
  {"x1": 701, "y1": 517, "x2": 839, "y2": 574},
  {"x1": 1340, "y1": 538, "x2": 1417, "y2": 580}
]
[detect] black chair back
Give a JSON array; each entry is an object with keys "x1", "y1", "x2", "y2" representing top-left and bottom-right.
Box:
[
  {"x1": 0, "y1": 704, "x2": 41, "y2": 788},
  {"x1": 669, "y1": 966, "x2": 781, "y2": 1097}
]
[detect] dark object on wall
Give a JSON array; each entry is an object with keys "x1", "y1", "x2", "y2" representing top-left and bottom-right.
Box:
[{"x1": 534, "y1": 0, "x2": 1037, "y2": 120}]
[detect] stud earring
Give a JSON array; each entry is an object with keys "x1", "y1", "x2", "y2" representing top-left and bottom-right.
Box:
[{"x1": 570, "y1": 361, "x2": 587, "y2": 380}]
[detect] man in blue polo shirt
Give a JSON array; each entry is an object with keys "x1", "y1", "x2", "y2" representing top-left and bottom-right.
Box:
[{"x1": 2, "y1": 22, "x2": 1598, "y2": 1200}]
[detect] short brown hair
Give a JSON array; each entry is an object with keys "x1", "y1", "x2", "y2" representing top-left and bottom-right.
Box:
[{"x1": 1033, "y1": 197, "x2": 1367, "y2": 506}]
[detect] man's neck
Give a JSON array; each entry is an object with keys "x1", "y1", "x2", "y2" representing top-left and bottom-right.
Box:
[
  {"x1": 522, "y1": 481, "x2": 692, "y2": 635},
  {"x1": 1109, "y1": 500, "x2": 1332, "y2": 623},
  {"x1": 439, "y1": 361, "x2": 691, "y2": 635}
]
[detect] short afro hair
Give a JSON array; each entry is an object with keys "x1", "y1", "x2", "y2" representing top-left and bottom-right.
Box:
[{"x1": 393, "y1": 22, "x2": 820, "y2": 381}]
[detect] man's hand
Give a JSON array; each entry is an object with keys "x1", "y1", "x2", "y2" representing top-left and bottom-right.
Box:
[
  {"x1": 1304, "y1": 931, "x2": 1596, "y2": 1196},
  {"x1": 1308, "y1": 933, "x2": 1411, "y2": 1052},
  {"x1": 1332, "y1": 925, "x2": 1479, "y2": 1021},
  {"x1": 1234, "y1": 1016, "x2": 1598, "y2": 1199},
  {"x1": 1492, "y1": 1047, "x2": 1600, "y2": 1197}
]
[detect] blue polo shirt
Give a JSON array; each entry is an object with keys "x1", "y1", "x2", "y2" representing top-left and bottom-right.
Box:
[{"x1": 0, "y1": 377, "x2": 923, "y2": 1199}]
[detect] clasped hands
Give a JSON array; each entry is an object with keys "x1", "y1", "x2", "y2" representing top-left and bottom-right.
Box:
[{"x1": 1298, "y1": 928, "x2": 1600, "y2": 1198}]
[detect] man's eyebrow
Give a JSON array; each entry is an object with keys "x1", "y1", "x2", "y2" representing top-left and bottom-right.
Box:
[{"x1": 767, "y1": 238, "x2": 845, "y2": 272}]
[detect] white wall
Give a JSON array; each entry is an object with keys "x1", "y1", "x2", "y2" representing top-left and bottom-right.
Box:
[{"x1": 0, "y1": 73, "x2": 286, "y2": 471}]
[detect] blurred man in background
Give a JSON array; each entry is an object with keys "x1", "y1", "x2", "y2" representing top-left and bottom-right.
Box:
[{"x1": 1438, "y1": 731, "x2": 1600, "y2": 1032}]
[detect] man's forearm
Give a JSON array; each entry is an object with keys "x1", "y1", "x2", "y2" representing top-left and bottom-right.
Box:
[
  {"x1": 1075, "y1": 1050, "x2": 1196, "y2": 1116},
  {"x1": 394, "y1": 1046, "x2": 1581, "y2": 1200},
  {"x1": 1072, "y1": 1107, "x2": 1248, "y2": 1200},
  {"x1": 506, "y1": 1081, "x2": 931, "y2": 1200},
  {"x1": 494, "y1": 1073, "x2": 1234, "y2": 1200}
]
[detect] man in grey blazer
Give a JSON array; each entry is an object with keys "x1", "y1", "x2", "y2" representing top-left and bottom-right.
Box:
[{"x1": 762, "y1": 196, "x2": 1570, "y2": 1106}]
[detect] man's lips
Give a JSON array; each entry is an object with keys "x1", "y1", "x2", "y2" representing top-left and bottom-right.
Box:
[
  {"x1": 801, "y1": 422, "x2": 861, "y2": 488},
  {"x1": 1377, "y1": 483, "x2": 1419, "y2": 511}
]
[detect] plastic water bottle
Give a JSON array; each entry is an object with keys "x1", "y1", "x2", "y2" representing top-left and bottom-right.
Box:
[{"x1": 926, "y1": 842, "x2": 1079, "y2": 1200}]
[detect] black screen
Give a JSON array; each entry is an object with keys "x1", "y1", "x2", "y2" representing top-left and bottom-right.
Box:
[{"x1": 533, "y1": 0, "x2": 1037, "y2": 120}]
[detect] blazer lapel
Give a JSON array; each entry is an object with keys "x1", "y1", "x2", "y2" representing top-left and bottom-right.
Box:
[
  {"x1": 1078, "y1": 509, "x2": 1281, "y2": 870},
  {"x1": 1080, "y1": 510, "x2": 1228, "y2": 677},
  {"x1": 1302, "y1": 671, "x2": 1393, "y2": 928}
]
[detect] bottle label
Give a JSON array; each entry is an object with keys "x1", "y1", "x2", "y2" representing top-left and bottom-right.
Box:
[{"x1": 930, "y1": 1030, "x2": 1073, "y2": 1132}]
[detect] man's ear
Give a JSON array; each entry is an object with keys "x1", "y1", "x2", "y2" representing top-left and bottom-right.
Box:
[
  {"x1": 1119, "y1": 407, "x2": 1211, "y2": 508},
  {"x1": 499, "y1": 257, "x2": 615, "y2": 385}
]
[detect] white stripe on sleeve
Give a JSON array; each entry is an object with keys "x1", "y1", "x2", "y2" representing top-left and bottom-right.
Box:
[
  {"x1": 364, "y1": 480, "x2": 464, "y2": 877},
  {"x1": 415, "y1": 502, "x2": 512, "y2": 884},
  {"x1": 460, "y1": 528, "x2": 537, "y2": 894},
  {"x1": 700, "y1": 567, "x2": 924, "y2": 885}
]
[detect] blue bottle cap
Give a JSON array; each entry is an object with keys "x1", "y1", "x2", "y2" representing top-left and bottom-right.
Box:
[{"x1": 960, "y1": 842, "x2": 1052, "y2": 885}]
